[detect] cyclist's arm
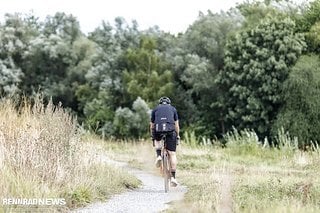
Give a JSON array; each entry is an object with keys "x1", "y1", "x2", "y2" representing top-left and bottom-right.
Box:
[
  {"x1": 150, "y1": 109, "x2": 155, "y2": 136},
  {"x1": 150, "y1": 122, "x2": 154, "y2": 136},
  {"x1": 175, "y1": 120, "x2": 180, "y2": 137},
  {"x1": 173, "y1": 107, "x2": 180, "y2": 138}
]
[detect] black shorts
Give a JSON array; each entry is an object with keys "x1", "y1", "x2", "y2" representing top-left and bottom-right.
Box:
[{"x1": 153, "y1": 131, "x2": 177, "y2": 152}]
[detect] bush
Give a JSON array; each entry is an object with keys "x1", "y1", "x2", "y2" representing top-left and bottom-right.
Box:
[{"x1": 113, "y1": 97, "x2": 150, "y2": 138}]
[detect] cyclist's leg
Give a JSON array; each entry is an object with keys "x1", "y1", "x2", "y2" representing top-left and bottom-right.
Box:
[
  {"x1": 168, "y1": 150, "x2": 177, "y2": 174},
  {"x1": 154, "y1": 132, "x2": 162, "y2": 156},
  {"x1": 154, "y1": 132, "x2": 163, "y2": 167},
  {"x1": 165, "y1": 131, "x2": 178, "y2": 183}
]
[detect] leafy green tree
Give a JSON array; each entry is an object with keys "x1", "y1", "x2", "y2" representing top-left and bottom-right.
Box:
[
  {"x1": 0, "y1": 13, "x2": 38, "y2": 96},
  {"x1": 43, "y1": 12, "x2": 82, "y2": 43},
  {"x1": 237, "y1": 0, "x2": 289, "y2": 29},
  {"x1": 295, "y1": 0, "x2": 320, "y2": 32},
  {"x1": 79, "y1": 17, "x2": 142, "y2": 133},
  {"x1": 24, "y1": 34, "x2": 71, "y2": 87},
  {"x1": 306, "y1": 21, "x2": 320, "y2": 52},
  {"x1": 184, "y1": 10, "x2": 242, "y2": 70},
  {"x1": 21, "y1": 13, "x2": 94, "y2": 113},
  {"x1": 273, "y1": 55, "x2": 320, "y2": 147},
  {"x1": 167, "y1": 10, "x2": 242, "y2": 137},
  {"x1": 221, "y1": 17, "x2": 305, "y2": 140},
  {"x1": 0, "y1": 59, "x2": 23, "y2": 96},
  {"x1": 64, "y1": 36, "x2": 97, "y2": 113},
  {"x1": 23, "y1": 33, "x2": 72, "y2": 107},
  {"x1": 177, "y1": 53, "x2": 214, "y2": 134},
  {"x1": 294, "y1": 0, "x2": 320, "y2": 53},
  {"x1": 122, "y1": 36, "x2": 174, "y2": 104},
  {"x1": 113, "y1": 17, "x2": 140, "y2": 49},
  {"x1": 87, "y1": 18, "x2": 141, "y2": 106}
]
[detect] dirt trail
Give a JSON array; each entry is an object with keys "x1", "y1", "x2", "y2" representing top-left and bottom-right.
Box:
[
  {"x1": 73, "y1": 154, "x2": 187, "y2": 213},
  {"x1": 218, "y1": 173, "x2": 233, "y2": 213}
]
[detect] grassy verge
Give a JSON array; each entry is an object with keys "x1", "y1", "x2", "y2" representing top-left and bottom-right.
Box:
[
  {"x1": 175, "y1": 133, "x2": 320, "y2": 212},
  {"x1": 97, "y1": 131, "x2": 320, "y2": 213},
  {"x1": 0, "y1": 97, "x2": 140, "y2": 212}
]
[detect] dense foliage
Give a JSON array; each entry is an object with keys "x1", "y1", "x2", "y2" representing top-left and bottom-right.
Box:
[
  {"x1": 273, "y1": 55, "x2": 320, "y2": 147},
  {"x1": 221, "y1": 17, "x2": 305, "y2": 140},
  {"x1": 1, "y1": 0, "x2": 320, "y2": 145}
]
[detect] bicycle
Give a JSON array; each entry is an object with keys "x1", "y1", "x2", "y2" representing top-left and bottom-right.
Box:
[
  {"x1": 153, "y1": 133, "x2": 179, "y2": 193},
  {"x1": 160, "y1": 135, "x2": 172, "y2": 193}
]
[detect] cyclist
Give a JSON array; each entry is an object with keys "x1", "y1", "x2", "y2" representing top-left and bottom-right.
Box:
[{"x1": 150, "y1": 96, "x2": 180, "y2": 187}]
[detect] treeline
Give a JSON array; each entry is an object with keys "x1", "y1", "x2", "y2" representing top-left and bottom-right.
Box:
[{"x1": 0, "y1": 0, "x2": 320, "y2": 146}]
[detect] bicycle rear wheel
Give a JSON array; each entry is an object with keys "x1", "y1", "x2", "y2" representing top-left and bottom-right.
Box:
[{"x1": 163, "y1": 152, "x2": 170, "y2": 193}]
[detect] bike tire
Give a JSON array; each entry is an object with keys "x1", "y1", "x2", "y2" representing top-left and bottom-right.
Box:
[{"x1": 163, "y1": 152, "x2": 170, "y2": 193}]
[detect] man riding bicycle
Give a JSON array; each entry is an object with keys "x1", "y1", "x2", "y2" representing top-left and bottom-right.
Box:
[{"x1": 150, "y1": 96, "x2": 180, "y2": 187}]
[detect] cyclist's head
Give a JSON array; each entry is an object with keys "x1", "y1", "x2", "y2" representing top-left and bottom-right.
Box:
[{"x1": 159, "y1": 96, "x2": 171, "y2": 105}]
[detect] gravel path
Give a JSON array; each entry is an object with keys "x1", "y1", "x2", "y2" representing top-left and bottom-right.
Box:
[{"x1": 74, "y1": 157, "x2": 187, "y2": 213}]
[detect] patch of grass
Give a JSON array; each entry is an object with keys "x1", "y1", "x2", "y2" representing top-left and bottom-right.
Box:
[
  {"x1": 69, "y1": 186, "x2": 92, "y2": 207},
  {"x1": 233, "y1": 173, "x2": 320, "y2": 213},
  {"x1": 64, "y1": 163, "x2": 140, "y2": 209},
  {"x1": 174, "y1": 143, "x2": 320, "y2": 212},
  {"x1": 175, "y1": 171, "x2": 220, "y2": 212}
]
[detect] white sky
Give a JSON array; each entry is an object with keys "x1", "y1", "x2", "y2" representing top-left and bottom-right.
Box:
[{"x1": 0, "y1": 0, "x2": 309, "y2": 34}]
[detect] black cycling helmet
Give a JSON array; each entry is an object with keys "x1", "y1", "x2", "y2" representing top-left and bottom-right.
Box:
[{"x1": 159, "y1": 96, "x2": 171, "y2": 104}]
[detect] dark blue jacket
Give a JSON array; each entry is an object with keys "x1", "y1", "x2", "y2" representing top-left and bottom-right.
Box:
[{"x1": 151, "y1": 104, "x2": 178, "y2": 132}]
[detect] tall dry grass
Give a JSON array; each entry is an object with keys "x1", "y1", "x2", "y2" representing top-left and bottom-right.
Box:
[
  {"x1": 0, "y1": 96, "x2": 79, "y2": 196},
  {"x1": 0, "y1": 96, "x2": 140, "y2": 211}
]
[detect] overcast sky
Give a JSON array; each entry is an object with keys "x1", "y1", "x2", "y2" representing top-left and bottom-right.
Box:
[{"x1": 0, "y1": 0, "x2": 310, "y2": 34}]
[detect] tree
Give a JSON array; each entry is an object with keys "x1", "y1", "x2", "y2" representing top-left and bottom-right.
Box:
[
  {"x1": 86, "y1": 18, "x2": 141, "y2": 108},
  {"x1": 221, "y1": 17, "x2": 305, "y2": 140},
  {"x1": 237, "y1": 0, "x2": 287, "y2": 29},
  {"x1": 0, "y1": 13, "x2": 37, "y2": 96},
  {"x1": 78, "y1": 17, "x2": 142, "y2": 133},
  {"x1": 306, "y1": 21, "x2": 320, "y2": 52},
  {"x1": 295, "y1": 0, "x2": 320, "y2": 32},
  {"x1": 184, "y1": 10, "x2": 242, "y2": 70},
  {"x1": 167, "y1": 10, "x2": 242, "y2": 137},
  {"x1": 22, "y1": 13, "x2": 94, "y2": 113},
  {"x1": 122, "y1": 36, "x2": 174, "y2": 104},
  {"x1": 0, "y1": 59, "x2": 23, "y2": 96},
  {"x1": 294, "y1": 0, "x2": 320, "y2": 53},
  {"x1": 43, "y1": 12, "x2": 82, "y2": 43},
  {"x1": 272, "y1": 55, "x2": 320, "y2": 147}
]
